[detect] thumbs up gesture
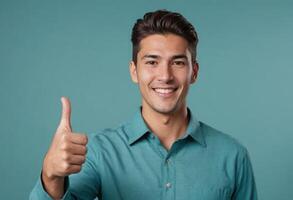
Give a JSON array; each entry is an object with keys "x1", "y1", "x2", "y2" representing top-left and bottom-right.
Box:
[{"x1": 42, "y1": 97, "x2": 88, "y2": 198}]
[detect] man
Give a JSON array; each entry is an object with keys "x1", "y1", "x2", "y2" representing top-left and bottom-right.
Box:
[{"x1": 30, "y1": 10, "x2": 257, "y2": 200}]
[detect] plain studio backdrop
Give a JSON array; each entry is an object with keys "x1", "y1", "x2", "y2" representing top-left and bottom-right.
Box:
[{"x1": 0, "y1": 0, "x2": 292, "y2": 199}]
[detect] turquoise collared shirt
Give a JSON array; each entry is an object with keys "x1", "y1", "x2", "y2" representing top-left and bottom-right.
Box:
[{"x1": 30, "y1": 108, "x2": 257, "y2": 200}]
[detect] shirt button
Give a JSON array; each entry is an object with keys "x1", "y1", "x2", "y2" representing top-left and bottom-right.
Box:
[{"x1": 165, "y1": 182, "x2": 172, "y2": 189}]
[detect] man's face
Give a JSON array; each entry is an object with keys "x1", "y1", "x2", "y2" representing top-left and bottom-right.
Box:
[{"x1": 130, "y1": 33, "x2": 198, "y2": 115}]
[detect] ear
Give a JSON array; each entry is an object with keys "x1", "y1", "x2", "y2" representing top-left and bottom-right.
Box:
[
  {"x1": 129, "y1": 61, "x2": 138, "y2": 83},
  {"x1": 191, "y1": 62, "x2": 199, "y2": 84}
]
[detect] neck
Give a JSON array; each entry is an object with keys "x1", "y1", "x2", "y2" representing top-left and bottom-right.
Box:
[{"x1": 141, "y1": 104, "x2": 189, "y2": 149}]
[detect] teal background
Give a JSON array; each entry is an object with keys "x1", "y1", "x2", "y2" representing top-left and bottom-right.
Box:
[{"x1": 0, "y1": 0, "x2": 292, "y2": 199}]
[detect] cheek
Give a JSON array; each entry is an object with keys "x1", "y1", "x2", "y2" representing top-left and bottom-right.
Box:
[
  {"x1": 176, "y1": 70, "x2": 192, "y2": 84},
  {"x1": 138, "y1": 68, "x2": 154, "y2": 85}
]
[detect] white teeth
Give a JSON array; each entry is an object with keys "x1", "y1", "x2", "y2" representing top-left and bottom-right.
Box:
[{"x1": 154, "y1": 88, "x2": 175, "y2": 94}]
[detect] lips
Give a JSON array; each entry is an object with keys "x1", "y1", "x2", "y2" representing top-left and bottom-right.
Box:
[
  {"x1": 154, "y1": 88, "x2": 175, "y2": 94},
  {"x1": 152, "y1": 87, "x2": 178, "y2": 97}
]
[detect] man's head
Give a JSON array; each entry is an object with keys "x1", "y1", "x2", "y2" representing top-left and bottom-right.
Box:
[
  {"x1": 130, "y1": 10, "x2": 199, "y2": 115},
  {"x1": 131, "y1": 10, "x2": 198, "y2": 64}
]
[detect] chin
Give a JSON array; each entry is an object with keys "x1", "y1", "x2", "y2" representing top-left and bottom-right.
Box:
[{"x1": 152, "y1": 104, "x2": 179, "y2": 115}]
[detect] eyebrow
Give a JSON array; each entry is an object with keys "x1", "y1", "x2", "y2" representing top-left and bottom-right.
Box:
[
  {"x1": 171, "y1": 54, "x2": 188, "y2": 60},
  {"x1": 141, "y1": 54, "x2": 161, "y2": 60},
  {"x1": 141, "y1": 54, "x2": 188, "y2": 60}
]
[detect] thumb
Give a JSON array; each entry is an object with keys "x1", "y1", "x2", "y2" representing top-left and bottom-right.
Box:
[{"x1": 58, "y1": 96, "x2": 72, "y2": 132}]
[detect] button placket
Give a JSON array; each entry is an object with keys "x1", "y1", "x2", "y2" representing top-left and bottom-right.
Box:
[{"x1": 162, "y1": 151, "x2": 176, "y2": 200}]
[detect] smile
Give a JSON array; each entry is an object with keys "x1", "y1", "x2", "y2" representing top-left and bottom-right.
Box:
[{"x1": 152, "y1": 88, "x2": 177, "y2": 97}]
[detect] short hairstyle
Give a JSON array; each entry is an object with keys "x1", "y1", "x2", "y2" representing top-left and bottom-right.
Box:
[{"x1": 131, "y1": 9, "x2": 199, "y2": 64}]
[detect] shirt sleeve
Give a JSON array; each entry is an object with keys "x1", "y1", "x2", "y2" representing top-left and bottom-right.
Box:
[
  {"x1": 29, "y1": 175, "x2": 74, "y2": 200},
  {"x1": 232, "y1": 148, "x2": 258, "y2": 200},
  {"x1": 29, "y1": 134, "x2": 101, "y2": 200}
]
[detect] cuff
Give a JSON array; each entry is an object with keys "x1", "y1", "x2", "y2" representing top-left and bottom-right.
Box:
[{"x1": 29, "y1": 174, "x2": 73, "y2": 200}]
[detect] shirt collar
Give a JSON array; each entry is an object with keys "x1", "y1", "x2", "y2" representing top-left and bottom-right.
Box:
[
  {"x1": 125, "y1": 107, "x2": 206, "y2": 147},
  {"x1": 125, "y1": 107, "x2": 149, "y2": 145},
  {"x1": 185, "y1": 108, "x2": 206, "y2": 147}
]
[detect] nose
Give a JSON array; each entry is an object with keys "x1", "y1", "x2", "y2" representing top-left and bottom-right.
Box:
[{"x1": 157, "y1": 63, "x2": 174, "y2": 82}]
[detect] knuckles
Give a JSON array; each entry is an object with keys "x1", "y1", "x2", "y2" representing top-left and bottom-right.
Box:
[
  {"x1": 61, "y1": 152, "x2": 70, "y2": 162},
  {"x1": 61, "y1": 132, "x2": 71, "y2": 141},
  {"x1": 60, "y1": 142, "x2": 70, "y2": 151},
  {"x1": 81, "y1": 156, "x2": 86, "y2": 163},
  {"x1": 61, "y1": 162, "x2": 82, "y2": 174},
  {"x1": 49, "y1": 131, "x2": 87, "y2": 176},
  {"x1": 61, "y1": 162, "x2": 70, "y2": 173},
  {"x1": 82, "y1": 135, "x2": 88, "y2": 144},
  {"x1": 81, "y1": 146, "x2": 87, "y2": 155}
]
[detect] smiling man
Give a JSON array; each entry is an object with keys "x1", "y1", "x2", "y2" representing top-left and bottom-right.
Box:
[
  {"x1": 30, "y1": 10, "x2": 257, "y2": 200},
  {"x1": 129, "y1": 33, "x2": 199, "y2": 151}
]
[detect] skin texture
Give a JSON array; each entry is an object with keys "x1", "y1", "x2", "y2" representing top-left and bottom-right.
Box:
[{"x1": 130, "y1": 33, "x2": 198, "y2": 149}]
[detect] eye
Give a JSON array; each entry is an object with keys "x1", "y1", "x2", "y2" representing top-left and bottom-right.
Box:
[
  {"x1": 145, "y1": 60, "x2": 157, "y2": 66},
  {"x1": 173, "y1": 60, "x2": 186, "y2": 67}
]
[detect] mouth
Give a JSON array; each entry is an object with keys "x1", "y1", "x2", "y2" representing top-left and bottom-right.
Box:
[{"x1": 152, "y1": 87, "x2": 178, "y2": 97}]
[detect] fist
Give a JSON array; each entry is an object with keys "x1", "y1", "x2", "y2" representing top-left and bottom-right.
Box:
[{"x1": 42, "y1": 97, "x2": 88, "y2": 179}]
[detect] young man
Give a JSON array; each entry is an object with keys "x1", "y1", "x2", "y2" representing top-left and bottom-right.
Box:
[{"x1": 30, "y1": 10, "x2": 257, "y2": 200}]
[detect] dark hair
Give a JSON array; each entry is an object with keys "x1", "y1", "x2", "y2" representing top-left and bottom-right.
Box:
[{"x1": 131, "y1": 9, "x2": 198, "y2": 64}]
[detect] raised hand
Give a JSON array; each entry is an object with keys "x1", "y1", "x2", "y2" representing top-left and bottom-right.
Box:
[{"x1": 42, "y1": 97, "x2": 88, "y2": 199}]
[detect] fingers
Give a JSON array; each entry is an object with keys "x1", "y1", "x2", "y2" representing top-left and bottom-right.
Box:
[
  {"x1": 61, "y1": 164, "x2": 82, "y2": 175},
  {"x1": 68, "y1": 165, "x2": 82, "y2": 174},
  {"x1": 61, "y1": 143, "x2": 87, "y2": 155},
  {"x1": 59, "y1": 97, "x2": 72, "y2": 132},
  {"x1": 70, "y1": 133, "x2": 88, "y2": 145},
  {"x1": 65, "y1": 155, "x2": 86, "y2": 165},
  {"x1": 43, "y1": 98, "x2": 89, "y2": 181}
]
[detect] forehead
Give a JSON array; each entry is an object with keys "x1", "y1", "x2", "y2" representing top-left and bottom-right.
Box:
[{"x1": 138, "y1": 34, "x2": 191, "y2": 58}]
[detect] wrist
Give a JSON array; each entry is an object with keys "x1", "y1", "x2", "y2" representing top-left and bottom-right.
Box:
[{"x1": 41, "y1": 169, "x2": 65, "y2": 199}]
